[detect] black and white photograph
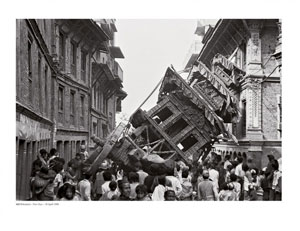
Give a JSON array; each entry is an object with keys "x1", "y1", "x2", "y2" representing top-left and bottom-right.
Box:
[
  {"x1": 2, "y1": 0, "x2": 299, "y2": 230},
  {"x1": 16, "y1": 18, "x2": 282, "y2": 202}
]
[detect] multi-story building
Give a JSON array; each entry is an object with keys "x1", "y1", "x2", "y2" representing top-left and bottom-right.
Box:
[
  {"x1": 52, "y1": 19, "x2": 109, "y2": 163},
  {"x1": 185, "y1": 19, "x2": 282, "y2": 168},
  {"x1": 90, "y1": 19, "x2": 127, "y2": 151},
  {"x1": 16, "y1": 19, "x2": 126, "y2": 200},
  {"x1": 16, "y1": 19, "x2": 55, "y2": 200}
]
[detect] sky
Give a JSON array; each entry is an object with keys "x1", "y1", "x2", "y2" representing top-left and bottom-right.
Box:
[{"x1": 114, "y1": 19, "x2": 203, "y2": 122}]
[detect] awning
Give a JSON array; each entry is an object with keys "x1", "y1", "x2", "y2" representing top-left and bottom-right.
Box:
[
  {"x1": 92, "y1": 63, "x2": 123, "y2": 89},
  {"x1": 109, "y1": 46, "x2": 125, "y2": 59},
  {"x1": 116, "y1": 88, "x2": 128, "y2": 100}
]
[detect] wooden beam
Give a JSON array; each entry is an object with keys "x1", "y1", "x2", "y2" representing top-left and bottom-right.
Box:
[
  {"x1": 222, "y1": 34, "x2": 236, "y2": 51},
  {"x1": 217, "y1": 43, "x2": 229, "y2": 55},
  {"x1": 225, "y1": 31, "x2": 240, "y2": 47},
  {"x1": 230, "y1": 22, "x2": 247, "y2": 41},
  {"x1": 92, "y1": 67, "x2": 104, "y2": 87},
  {"x1": 76, "y1": 29, "x2": 92, "y2": 45},
  {"x1": 242, "y1": 19, "x2": 251, "y2": 37},
  {"x1": 64, "y1": 20, "x2": 81, "y2": 36}
]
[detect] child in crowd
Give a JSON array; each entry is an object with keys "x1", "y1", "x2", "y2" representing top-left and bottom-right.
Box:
[
  {"x1": 164, "y1": 190, "x2": 176, "y2": 201},
  {"x1": 219, "y1": 183, "x2": 237, "y2": 201},
  {"x1": 60, "y1": 183, "x2": 81, "y2": 201},
  {"x1": 179, "y1": 169, "x2": 193, "y2": 200},
  {"x1": 135, "y1": 184, "x2": 152, "y2": 201},
  {"x1": 128, "y1": 172, "x2": 140, "y2": 199},
  {"x1": 100, "y1": 181, "x2": 120, "y2": 200},
  {"x1": 152, "y1": 175, "x2": 168, "y2": 201}
]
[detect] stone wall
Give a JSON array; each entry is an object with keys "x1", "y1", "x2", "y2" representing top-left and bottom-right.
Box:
[{"x1": 261, "y1": 81, "x2": 281, "y2": 140}]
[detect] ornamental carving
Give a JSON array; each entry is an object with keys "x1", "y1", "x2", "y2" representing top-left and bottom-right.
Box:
[{"x1": 247, "y1": 78, "x2": 261, "y2": 90}]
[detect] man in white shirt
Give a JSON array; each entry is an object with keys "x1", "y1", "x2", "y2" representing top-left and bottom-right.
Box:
[
  {"x1": 235, "y1": 157, "x2": 245, "y2": 178},
  {"x1": 166, "y1": 168, "x2": 182, "y2": 198},
  {"x1": 230, "y1": 173, "x2": 241, "y2": 200},
  {"x1": 209, "y1": 164, "x2": 219, "y2": 191},
  {"x1": 101, "y1": 171, "x2": 112, "y2": 195},
  {"x1": 78, "y1": 173, "x2": 92, "y2": 201},
  {"x1": 134, "y1": 162, "x2": 148, "y2": 185}
]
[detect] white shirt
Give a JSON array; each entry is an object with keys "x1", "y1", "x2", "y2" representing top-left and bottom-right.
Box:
[
  {"x1": 78, "y1": 179, "x2": 91, "y2": 201},
  {"x1": 152, "y1": 185, "x2": 166, "y2": 201},
  {"x1": 209, "y1": 169, "x2": 219, "y2": 190},
  {"x1": 235, "y1": 163, "x2": 245, "y2": 178},
  {"x1": 166, "y1": 176, "x2": 182, "y2": 197},
  {"x1": 224, "y1": 160, "x2": 231, "y2": 170},
  {"x1": 83, "y1": 151, "x2": 89, "y2": 160},
  {"x1": 232, "y1": 181, "x2": 241, "y2": 199},
  {"x1": 101, "y1": 181, "x2": 111, "y2": 195},
  {"x1": 130, "y1": 182, "x2": 139, "y2": 199},
  {"x1": 272, "y1": 170, "x2": 281, "y2": 190},
  {"x1": 53, "y1": 173, "x2": 63, "y2": 188},
  {"x1": 137, "y1": 170, "x2": 148, "y2": 184}
]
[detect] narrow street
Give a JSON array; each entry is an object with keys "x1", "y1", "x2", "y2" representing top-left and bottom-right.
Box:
[{"x1": 16, "y1": 19, "x2": 281, "y2": 202}]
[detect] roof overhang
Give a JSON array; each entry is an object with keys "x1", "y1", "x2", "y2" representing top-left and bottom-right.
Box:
[
  {"x1": 109, "y1": 46, "x2": 125, "y2": 59},
  {"x1": 197, "y1": 19, "x2": 248, "y2": 68},
  {"x1": 92, "y1": 62, "x2": 123, "y2": 89},
  {"x1": 110, "y1": 22, "x2": 117, "y2": 32},
  {"x1": 87, "y1": 19, "x2": 110, "y2": 41},
  {"x1": 116, "y1": 88, "x2": 127, "y2": 100}
]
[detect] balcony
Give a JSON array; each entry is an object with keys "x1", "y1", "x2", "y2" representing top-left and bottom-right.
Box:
[
  {"x1": 105, "y1": 56, "x2": 123, "y2": 82},
  {"x1": 113, "y1": 60, "x2": 123, "y2": 82}
]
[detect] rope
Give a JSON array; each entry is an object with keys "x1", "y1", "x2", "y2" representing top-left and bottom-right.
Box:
[{"x1": 131, "y1": 76, "x2": 164, "y2": 117}]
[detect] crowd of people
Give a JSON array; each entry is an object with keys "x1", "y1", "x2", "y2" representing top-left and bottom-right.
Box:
[{"x1": 29, "y1": 147, "x2": 282, "y2": 201}]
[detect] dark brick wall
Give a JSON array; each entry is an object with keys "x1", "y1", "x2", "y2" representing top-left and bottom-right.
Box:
[
  {"x1": 16, "y1": 19, "x2": 52, "y2": 121},
  {"x1": 261, "y1": 24, "x2": 279, "y2": 75}
]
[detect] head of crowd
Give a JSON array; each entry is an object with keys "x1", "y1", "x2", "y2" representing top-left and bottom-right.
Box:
[{"x1": 29, "y1": 148, "x2": 281, "y2": 201}]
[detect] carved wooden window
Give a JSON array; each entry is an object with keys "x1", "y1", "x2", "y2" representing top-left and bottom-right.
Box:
[
  {"x1": 44, "y1": 65, "x2": 48, "y2": 116},
  {"x1": 27, "y1": 34, "x2": 33, "y2": 103},
  {"x1": 58, "y1": 85, "x2": 64, "y2": 124},
  {"x1": 81, "y1": 49, "x2": 87, "y2": 82},
  {"x1": 177, "y1": 134, "x2": 198, "y2": 152},
  {"x1": 70, "y1": 90, "x2": 75, "y2": 125},
  {"x1": 38, "y1": 53, "x2": 42, "y2": 112},
  {"x1": 70, "y1": 41, "x2": 77, "y2": 77},
  {"x1": 27, "y1": 34, "x2": 33, "y2": 78},
  {"x1": 152, "y1": 107, "x2": 173, "y2": 124},
  {"x1": 165, "y1": 118, "x2": 188, "y2": 138},
  {"x1": 59, "y1": 32, "x2": 65, "y2": 70},
  {"x1": 102, "y1": 124, "x2": 108, "y2": 138},
  {"x1": 80, "y1": 95, "x2": 85, "y2": 127}
]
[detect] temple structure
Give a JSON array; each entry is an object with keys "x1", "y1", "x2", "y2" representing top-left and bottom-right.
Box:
[{"x1": 187, "y1": 19, "x2": 282, "y2": 168}]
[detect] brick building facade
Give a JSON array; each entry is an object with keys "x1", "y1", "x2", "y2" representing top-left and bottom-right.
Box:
[
  {"x1": 90, "y1": 19, "x2": 127, "y2": 151},
  {"x1": 185, "y1": 19, "x2": 282, "y2": 169},
  {"x1": 16, "y1": 19, "x2": 126, "y2": 200}
]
